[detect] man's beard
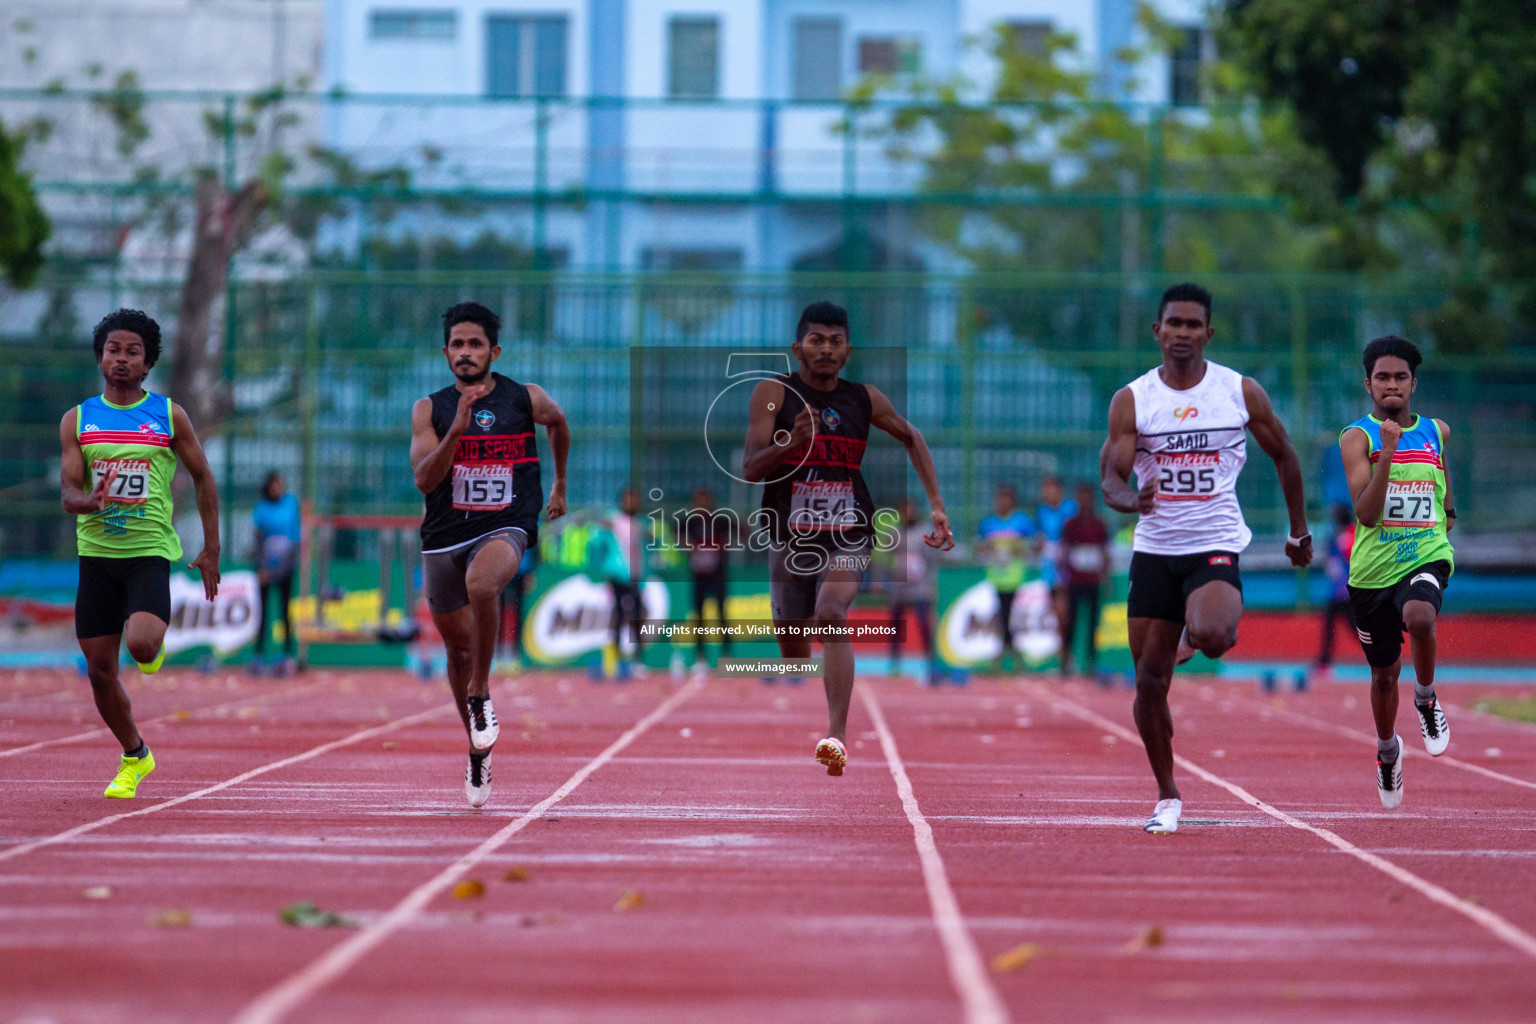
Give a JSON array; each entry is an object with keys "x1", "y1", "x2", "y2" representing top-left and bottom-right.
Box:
[{"x1": 454, "y1": 363, "x2": 489, "y2": 384}]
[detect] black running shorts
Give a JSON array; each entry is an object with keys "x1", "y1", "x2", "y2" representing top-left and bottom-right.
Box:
[
  {"x1": 1126, "y1": 550, "x2": 1242, "y2": 625},
  {"x1": 1347, "y1": 560, "x2": 1450, "y2": 668},
  {"x1": 75, "y1": 555, "x2": 172, "y2": 639},
  {"x1": 422, "y1": 527, "x2": 528, "y2": 614}
]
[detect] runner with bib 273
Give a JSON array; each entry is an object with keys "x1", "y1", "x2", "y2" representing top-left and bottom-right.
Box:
[{"x1": 1340, "y1": 335, "x2": 1456, "y2": 810}]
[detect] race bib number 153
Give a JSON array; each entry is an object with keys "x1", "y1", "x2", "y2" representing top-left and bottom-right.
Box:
[{"x1": 452, "y1": 463, "x2": 514, "y2": 511}]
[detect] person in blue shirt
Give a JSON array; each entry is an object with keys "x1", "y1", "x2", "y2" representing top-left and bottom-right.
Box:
[
  {"x1": 251, "y1": 471, "x2": 302, "y2": 675},
  {"x1": 977, "y1": 484, "x2": 1036, "y2": 671},
  {"x1": 1034, "y1": 474, "x2": 1079, "y2": 668}
]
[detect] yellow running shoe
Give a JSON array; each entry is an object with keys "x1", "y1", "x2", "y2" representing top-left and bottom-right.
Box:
[
  {"x1": 104, "y1": 749, "x2": 155, "y2": 798},
  {"x1": 136, "y1": 644, "x2": 166, "y2": 675}
]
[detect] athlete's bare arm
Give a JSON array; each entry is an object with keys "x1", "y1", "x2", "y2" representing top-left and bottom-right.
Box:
[
  {"x1": 1102, "y1": 388, "x2": 1154, "y2": 514},
  {"x1": 169, "y1": 403, "x2": 222, "y2": 601},
  {"x1": 867, "y1": 385, "x2": 953, "y2": 550},
  {"x1": 410, "y1": 385, "x2": 487, "y2": 494},
  {"x1": 741, "y1": 378, "x2": 811, "y2": 483},
  {"x1": 1340, "y1": 422, "x2": 1388, "y2": 526},
  {"x1": 1436, "y1": 419, "x2": 1455, "y2": 531},
  {"x1": 1241, "y1": 377, "x2": 1312, "y2": 567},
  {"x1": 59, "y1": 407, "x2": 117, "y2": 514},
  {"x1": 527, "y1": 384, "x2": 569, "y2": 520}
]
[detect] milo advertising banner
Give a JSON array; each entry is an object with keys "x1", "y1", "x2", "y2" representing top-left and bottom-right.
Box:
[{"x1": 933, "y1": 566, "x2": 1133, "y2": 673}]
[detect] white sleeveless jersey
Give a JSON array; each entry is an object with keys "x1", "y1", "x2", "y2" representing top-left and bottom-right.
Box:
[{"x1": 1128, "y1": 360, "x2": 1252, "y2": 555}]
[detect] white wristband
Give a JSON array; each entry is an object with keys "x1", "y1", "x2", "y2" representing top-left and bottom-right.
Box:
[{"x1": 1287, "y1": 532, "x2": 1312, "y2": 547}]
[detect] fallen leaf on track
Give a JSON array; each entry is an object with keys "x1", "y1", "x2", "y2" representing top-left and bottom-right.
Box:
[
  {"x1": 381, "y1": 740, "x2": 399, "y2": 750},
  {"x1": 171, "y1": 710, "x2": 192, "y2": 722},
  {"x1": 613, "y1": 889, "x2": 643, "y2": 912},
  {"x1": 503, "y1": 867, "x2": 530, "y2": 882},
  {"x1": 279, "y1": 901, "x2": 356, "y2": 929},
  {"x1": 1124, "y1": 924, "x2": 1163, "y2": 954},
  {"x1": 452, "y1": 879, "x2": 486, "y2": 899},
  {"x1": 237, "y1": 706, "x2": 261, "y2": 719},
  {"x1": 82, "y1": 885, "x2": 113, "y2": 900},
  {"x1": 150, "y1": 908, "x2": 193, "y2": 928},
  {"x1": 990, "y1": 942, "x2": 1039, "y2": 972}
]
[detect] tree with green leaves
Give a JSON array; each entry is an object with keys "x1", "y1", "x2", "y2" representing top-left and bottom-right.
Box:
[
  {"x1": 1221, "y1": 0, "x2": 1536, "y2": 347},
  {"x1": 0, "y1": 117, "x2": 50, "y2": 288}
]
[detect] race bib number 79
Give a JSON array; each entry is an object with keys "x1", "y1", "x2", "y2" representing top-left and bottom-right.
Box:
[
  {"x1": 452, "y1": 463, "x2": 514, "y2": 512},
  {"x1": 92, "y1": 459, "x2": 151, "y2": 505},
  {"x1": 1383, "y1": 480, "x2": 1438, "y2": 529}
]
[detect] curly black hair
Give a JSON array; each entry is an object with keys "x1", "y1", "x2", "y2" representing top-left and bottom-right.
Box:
[
  {"x1": 1157, "y1": 282, "x2": 1213, "y2": 323},
  {"x1": 1362, "y1": 335, "x2": 1423, "y2": 378},
  {"x1": 91, "y1": 309, "x2": 162, "y2": 369},
  {"x1": 442, "y1": 301, "x2": 501, "y2": 347}
]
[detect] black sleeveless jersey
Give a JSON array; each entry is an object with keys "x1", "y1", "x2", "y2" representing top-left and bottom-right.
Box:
[
  {"x1": 420, "y1": 373, "x2": 542, "y2": 552},
  {"x1": 760, "y1": 374, "x2": 874, "y2": 544}
]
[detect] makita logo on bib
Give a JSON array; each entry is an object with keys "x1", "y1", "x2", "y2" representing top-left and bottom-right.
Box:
[{"x1": 1174, "y1": 405, "x2": 1198, "y2": 423}]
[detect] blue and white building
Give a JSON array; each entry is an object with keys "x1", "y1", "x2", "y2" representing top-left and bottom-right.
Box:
[{"x1": 321, "y1": 0, "x2": 1215, "y2": 270}]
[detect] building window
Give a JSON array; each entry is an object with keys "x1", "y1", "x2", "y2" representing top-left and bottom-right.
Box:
[
  {"x1": 856, "y1": 36, "x2": 921, "y2": 76},
  {"x1": 668, "y1": 17, "x2": 720, "y2": 99},
  {"x1": 370, "y1": 9, "x2": 456, "y2": 40},
  {"x1": 1169, "y1": 26, "x2": 1213, "y2": 106},
  {"x1": 486, "y1": 15, "x2": 568, "y2": 98},
  {"x1": 1005, "y1": 20, "x2": 1052, "y2": 60},
  {"x1": 792, "y1": 17, "x2": 843, "y2": 101}
]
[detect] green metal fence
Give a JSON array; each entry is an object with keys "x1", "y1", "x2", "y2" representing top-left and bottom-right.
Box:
[{"x1": 3, "y1": 269, "x2": 1532, "y2": 559}]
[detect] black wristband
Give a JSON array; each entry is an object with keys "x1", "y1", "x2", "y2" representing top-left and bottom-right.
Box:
[{"x1": 1446, "y1": 507, "x2": 1456, "y2": 518}]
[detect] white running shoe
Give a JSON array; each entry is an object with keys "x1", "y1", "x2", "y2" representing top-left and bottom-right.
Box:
[
  {"x1": 466, "y1": 696, "x2": 499, "y2": 753},
  {"x1": 1376, "y1": 736, "x2": 1404, "y2": 809},
  {"x1": 814, "y1": 737, "x2": 848, "y2": 776},
  {"x1": 1414, "y1": 698, "x2": 1450, "y2": 756},
  {"x1": 1175, "y1": 628, "x2": 1196, "y2": 666},
  {"x1": 465, "y1": 750, "x2": 492, "y2": 808},
  {"x1": 1144, "y1": 798, "x2": 1182, "y2": 833}
]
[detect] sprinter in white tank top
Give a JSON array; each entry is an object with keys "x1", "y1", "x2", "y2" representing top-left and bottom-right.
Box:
[{"x1": 1102, "y1": 283, "x2": 1313, "y2": 834}]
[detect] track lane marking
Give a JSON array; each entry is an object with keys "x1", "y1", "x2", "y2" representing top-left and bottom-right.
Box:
[
  {"x1": 231, "y1": 677, "x2": 704, "y2": 1024},
  {"x1": 862, "y1": 686, "x2": 1012, "y2": 1024},
  {"x1": 0, "y1": 677, "x2": 330, "y2": 760},
  {"x1": 1235, "y1": 695, "x2": 1536, "y2": 792},
  {"x1": 0, "y1": 704, "x2": 451, "y2": 864},
  {"x1": 1029, "y1": 684, "x2": 1536, "y2": 961}
]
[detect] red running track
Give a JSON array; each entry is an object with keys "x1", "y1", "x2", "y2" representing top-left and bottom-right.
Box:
[{"x1": 2, "y1": 667, "x2": 1534, "y2": 1023}]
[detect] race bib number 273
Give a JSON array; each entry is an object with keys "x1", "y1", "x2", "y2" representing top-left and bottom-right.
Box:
[{"x1": 1383, "y1": 479, "x2": 1438, "y2": 529}]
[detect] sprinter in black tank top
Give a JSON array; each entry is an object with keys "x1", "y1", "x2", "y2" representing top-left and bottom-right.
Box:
[
  {"x1": 742, "y1": 301, "x2": 954, "y2": 778},
  {"x1": 409, "y1": 302, "x2": 569, "y2": 808}
]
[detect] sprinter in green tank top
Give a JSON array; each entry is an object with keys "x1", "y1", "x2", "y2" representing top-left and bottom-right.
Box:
[
  {"x1": 59, "y1": 309, "x2": 222, "y2": 799},
  {"x1": 1340, "y1": 336, "x2": 1455, "y2": 810}
]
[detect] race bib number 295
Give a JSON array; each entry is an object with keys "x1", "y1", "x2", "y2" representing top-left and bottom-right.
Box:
[
  {"x1": 92, "y1": 459, "x2": 151, "y2": 505},
  {"x1": 452, "y1": 463, "x2": 514, "y2": 511}
]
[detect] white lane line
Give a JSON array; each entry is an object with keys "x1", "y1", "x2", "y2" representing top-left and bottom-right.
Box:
[
  {"x1": 1240, "y1": 697, "x2": 1536, "y2": 792},
  {"x1": 1029, "y1": 684, "x2": 1536, "y2": 961},
  {"x1": 0, "y1": 705, "x2": 450, "y2": 864},
  {"x1": 230, "y1": 677, "x2": 704, "y2": 1024},
  {"x1": 0, "y1": 678, "x2": 329, "y2": 760},
  {"x1": 861, "y1": 686, "x2": 1011, "y2": 1024}
]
